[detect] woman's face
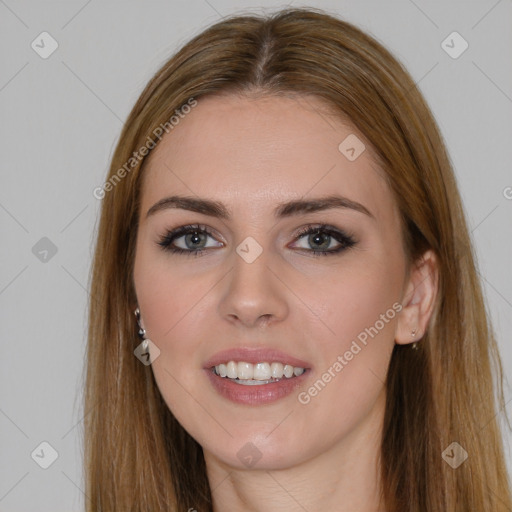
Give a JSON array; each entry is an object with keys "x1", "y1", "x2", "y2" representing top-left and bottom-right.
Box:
[{"x1": 133, "y1": 93, "x2": 410, "y2": 471}]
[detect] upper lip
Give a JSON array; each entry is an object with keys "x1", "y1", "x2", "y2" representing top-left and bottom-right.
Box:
[{"x1": 204, "y1": 347, "x2": 311, "y2": 369}]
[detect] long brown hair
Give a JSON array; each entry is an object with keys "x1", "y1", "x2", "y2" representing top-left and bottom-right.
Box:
[{"x1": 85, "y1": 7, "x2": 512, "y2": 511}]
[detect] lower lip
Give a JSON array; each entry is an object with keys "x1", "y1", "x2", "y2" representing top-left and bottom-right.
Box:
[{"x1": 205, "y1": 369, "x2": 309, "y2": 405}]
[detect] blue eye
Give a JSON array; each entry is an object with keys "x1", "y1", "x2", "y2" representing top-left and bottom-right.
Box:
[
  {"x1": 157, "y1": 224, "x2": 221, "y2": 257},
  {"x1": 157, "y1": 223, "x2": 357, "y2": 257},
  {"x1": 290, "y1": 224, "x2": 357, "y2": 256}
]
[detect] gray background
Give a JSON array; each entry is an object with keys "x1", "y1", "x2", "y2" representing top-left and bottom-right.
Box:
[{"x1": 1, "y1": 1, "x2": 511, "y2": 510}]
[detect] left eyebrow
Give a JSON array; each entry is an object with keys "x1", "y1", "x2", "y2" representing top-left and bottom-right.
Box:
[{"x1": 145, "y1": 194, "x2": 375, "y2": 221}]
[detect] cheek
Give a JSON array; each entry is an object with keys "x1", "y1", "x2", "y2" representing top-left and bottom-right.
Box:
[
  {"x1": 133, "y1": 240, "x2": 208, "y2": 341},
  {"x1": 287, "y1": 263, "x2": 401, "y2": 453},
  {"x1": 319, "y1": 254, "x2": 403, "y2": 351}
]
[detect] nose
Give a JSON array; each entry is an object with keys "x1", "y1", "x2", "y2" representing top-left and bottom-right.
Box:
[{"x1": 218, "y1": 248, "x2": 289, "y2": 328}]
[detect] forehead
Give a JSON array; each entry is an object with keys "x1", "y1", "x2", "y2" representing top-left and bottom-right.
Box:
[{"x1": 140, "y1": 94, "x2": 396, "y2": 225}]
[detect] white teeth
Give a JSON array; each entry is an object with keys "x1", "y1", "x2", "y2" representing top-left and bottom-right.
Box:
[
  {"x1": 237, "y1": 362, "x2": 253, "y2": 380},
  {"x1": 271, "y1": 362, "x2": 284, "y2": 378},
  {"x1": 226, "y1": 361, "x2": 237, "y2": 379},
  {"x1": 213, "y1": 360, "x2": 306, "y2": 382},
  {"x1": 283, "y1": 364, "x2": 294, "y2": 378},
  {"x1": 253, "y1": 362, "x2": 271, "y2": 380},
  {"x1": 217, "y1": 363, "x2": 227, "y2": 377}
]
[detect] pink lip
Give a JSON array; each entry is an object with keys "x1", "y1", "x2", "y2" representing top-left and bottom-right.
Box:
[
  {"x1": 203, "y1": 347, "x2": 312, "y2": 405},
  {"x1": 205, "y1": 368, "x2": 309, "y2": 405},
  {"x1": 203, "y1": 347, "x2": 311, "y2": 369}
]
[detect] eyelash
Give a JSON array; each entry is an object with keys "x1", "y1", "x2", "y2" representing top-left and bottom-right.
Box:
[{"x1": 156, "y1": 223, "x2": 357, "y2": 258}]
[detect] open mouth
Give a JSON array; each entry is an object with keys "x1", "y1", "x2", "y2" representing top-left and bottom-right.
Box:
[
  {"x1": 212, "y1": 361, "x2": 307, "y2": 385},
  {"x1": 204, "y1": 349, "x2": 311, "y2": 404}
]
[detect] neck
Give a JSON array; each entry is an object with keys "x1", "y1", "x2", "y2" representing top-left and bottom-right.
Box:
[{"x1": 205, "y1": 390, "x2": 387, "y2": 512}]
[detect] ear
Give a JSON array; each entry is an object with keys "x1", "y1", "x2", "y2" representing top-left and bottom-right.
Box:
[{"x1": 395, "y1": 249, "x2": 439, "y2": 345}]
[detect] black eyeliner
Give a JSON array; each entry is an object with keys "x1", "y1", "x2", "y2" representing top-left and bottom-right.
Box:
[{"x1": 156, "y1": 222, "x2": 357, "y2": 257}]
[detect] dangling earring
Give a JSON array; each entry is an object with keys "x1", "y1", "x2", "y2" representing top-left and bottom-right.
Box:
[
  {"x1": 411, "y1": 328, "x2": 418, "y2": 350},
  {"x1": 133, "y1": 307, "x2": 160, "y2": 365},
  {"x1": 133, "y1": 307, "x2": 152, "y2": 364},
  {"x1": 134, "y1": 307, "x2": 148, "y2": 350}
]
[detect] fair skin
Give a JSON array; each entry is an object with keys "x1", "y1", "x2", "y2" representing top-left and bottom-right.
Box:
[{"x1": 133, "y1": 93, "x2": 438, "y2": 512}]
